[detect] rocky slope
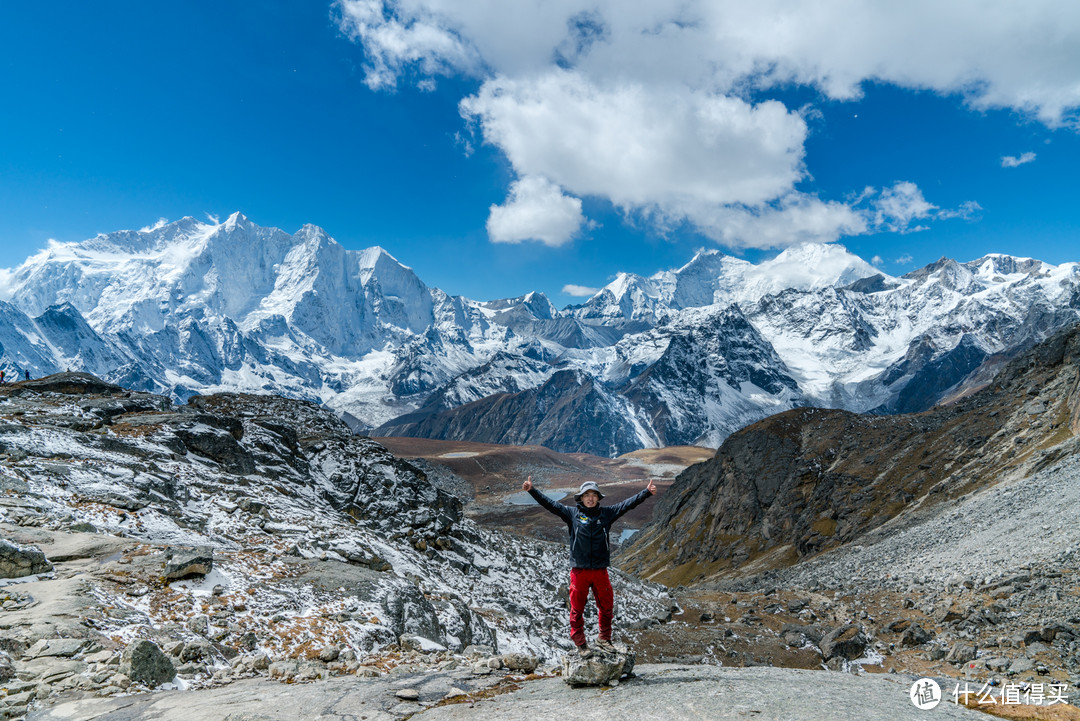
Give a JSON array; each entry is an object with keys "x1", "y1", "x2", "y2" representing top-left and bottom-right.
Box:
[
  {"x1": 3, "y1": 215, "x2": 1079, "y2": 456},
  {"x1": 0, "y1": 374, "x2": 670, "y2": 719},
  {"x1": 621, "y1": 321, "x2": 1080, "y2": 585}
]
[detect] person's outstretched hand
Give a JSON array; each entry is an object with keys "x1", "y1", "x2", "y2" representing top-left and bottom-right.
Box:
[
  {"x1": 522, "y1": 476, "x2": 533, "y2": 492},
  {"x1": 647, "y1": 479, "x2": 656, "y2": 495}
]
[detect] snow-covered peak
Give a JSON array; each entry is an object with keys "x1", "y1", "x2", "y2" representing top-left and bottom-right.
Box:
[
  {"x1": 480, "y1": 291, "x2": 560, "y2": 321},
  {"x1": 572, "y1": 242, "x2": 882, "y2": 321},
  {"x1": 741, "y1": 243, "x2": 883, "y2": 301},
  {"x1": 223, "y1": 210, "x2": 251, "y2": 230}
]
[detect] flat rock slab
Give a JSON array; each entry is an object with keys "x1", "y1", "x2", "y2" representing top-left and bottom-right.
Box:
[
  {"x1": 27, "y1": 663, "x2": 507, "y2": 721},
  {"x1": 27, "y1": 664, "x2": 990, "y2": 721},
  {"x1": 421, "y1": 665, "x2": 987, "y2": 721}
]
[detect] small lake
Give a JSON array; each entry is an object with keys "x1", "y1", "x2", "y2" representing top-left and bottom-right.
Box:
[{"x1": 505, "y1": 487, "x2": 578, "y2": 505}]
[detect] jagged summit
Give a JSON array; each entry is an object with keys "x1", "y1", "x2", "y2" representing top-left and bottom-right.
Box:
[{"x1": 2, "y1": 214, "x2": 1079, "y2": 456}]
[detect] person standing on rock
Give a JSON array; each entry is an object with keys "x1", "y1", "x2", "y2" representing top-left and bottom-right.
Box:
[{"x1": 522, "y1": 476, "x2": 655, "y2": 658}]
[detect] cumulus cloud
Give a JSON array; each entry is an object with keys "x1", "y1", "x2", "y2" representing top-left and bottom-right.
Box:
[
  {"x1": 336, "y1": 0, "x2": 1071, "y2": 246},
  {"x1": 871, "y1": 255, "x2": 884, "y2": 266},
  {"x1": 335, "y1": 0, "x2": 484, "y2": 89},
  {"x1": 562, "y1": 283, "x2": 600, "y2": 297},
  {"x1": 336, "y1": 1, "x2": 1080, "y2": 125},
  {"x1": 854, "y1": 182, "x2": 979, "y2": 234},
  {"x1": 1001, "y1": 152, "x2": 1037, "y2": 168},
  {"x1": 486, "y1": 175, "x2": 585, "y2": 246},
  {"x1": 896, "y1": 253, "x2": 914, "y2": 265},
  {"x1": 461, "y1": 70, "x2": 826, "y2": 245}
]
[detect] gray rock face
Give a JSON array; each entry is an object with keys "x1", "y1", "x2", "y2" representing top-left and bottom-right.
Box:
[
  {"x1": 382, "y1": 584, "x2": 444, "y2": 646},
  {"x1": 163, "y1": 547, "x2": 213, "y2": 581},
  {"x1": 901, "y1": 624, "x2": 933, "y2": 647},
  {"x1": 501, "y1": 653, "x2": 539, "y2": 672},
  {"x1": 0, "y1": 538, "x2": 53, "y2": 579},
  {"x1": 0, "y1": 651, "x2": 14, "y2": 682},
  {"x1": 561, "y1": 645, "x2": 635, "y2": 686},
  {"x1": 24, "y1": 638, "x2": 88, "y2": 659},
  {"x1": 119, "y1": 640, "x2": 176, "y2": 688},
  {"x1": 819, "y1": 624, "x2": 869, "y2": 661},
  {"x1": 945, "y1": 643, "x2": 978, "y2": 665}
]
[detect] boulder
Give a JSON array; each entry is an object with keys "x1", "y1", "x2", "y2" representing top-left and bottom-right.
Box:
[
  {"x1": 901, "y1": 624, "x2": 933, "y2": 647},
  {"x1": 0, "y1": 539, "x2": 53, "y2": 579},
  {"x1": 164, "y1": 547, "x2": 213, "y2": 581},
  {"x1": 0, "y1": 651, "x2": 15, "y2": 682},
  {"x1": 502, "y1": 653, "x2": 539, "y2": 672},
  {"x1": 819, "y1": 624, "x2": 869, "y2": 661},
  {"x1": 945, "y1": 643, "x2": 978, "y2": 665},
  {"x1": 561, "y1": 644, "x2": 635, "y2": 687},
  {"x1": 1009, "y1": 657, "x2": 1035, "y2": 674},
  {"x1": 119, "y1": 640, "x2": 176, "y2": 688},
  {"x1": 23, "y1": 638, "x2": 88, "y2": 658}
]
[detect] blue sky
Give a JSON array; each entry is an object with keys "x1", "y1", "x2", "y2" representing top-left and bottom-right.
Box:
[{"x1": 2, "y1": 2, "x2": 1079, "y2": 306}]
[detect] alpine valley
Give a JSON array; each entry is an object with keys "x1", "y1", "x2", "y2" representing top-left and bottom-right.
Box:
[{"x1": 2, "y1": 213, "x2": 1079, "y2": 457}]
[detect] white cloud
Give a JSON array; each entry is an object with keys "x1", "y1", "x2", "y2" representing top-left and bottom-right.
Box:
[
  {"x1": 461, "y1": 70, "x2": 819, "y2": 245},
  {"x1": 0, "y1": 268, "x2": 13, "y2": 301},
  {"x1": 139, "y1": 218, "x2": 169, "y2": 233},
  {"x1": 855, "y1": 182, "x2": 979, "y2": 235},
  {"x1": 869, "y1": 181, "x2": 936, "y2": 234},
  {"x1": 686, "y1": 193, "x2": 867, "y2": 249},
  {"x1": 871, "y1": 255, "x2": 884, "y2": 266},
  {"x1": 562, "y1": 284, "x2": 600, "y2": 297},
  {"x1": 335, "y1": 0, "x2": 484, "y2": 90},
  {"x1": 336, "y1": 1, "x2": 1080, "y2": 125},
  {"x1": 337, "y1": 0, "x2": 1065, "y2": 247},
  {"x1": 896, "y1": 253, "x2": 914, "y2": 265},
  {"x1": 1001, "y1": 151, "x2": 1037, "y2": 168},
  {"x1": 486, "y1": 175, "x2": 585, "y2": 246}
]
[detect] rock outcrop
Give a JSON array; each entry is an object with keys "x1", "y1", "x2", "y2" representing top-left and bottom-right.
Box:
[
  {"x1": 0, "y1": 539, "x2": 52, "y2": 579},
  {"x1": 119, "y1": 640, "x2": 176, "y2": 688},
  {"x1": 162, "y1": 547, "x2": 213, "y2": 581},
  {"x1": 0, "y1": 373, "x2": 671, "y2": 715}
]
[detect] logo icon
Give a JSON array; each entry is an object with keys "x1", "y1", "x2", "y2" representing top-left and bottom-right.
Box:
[{"x1": 910, "y1": 678, "x2": 941, "y2": 710}]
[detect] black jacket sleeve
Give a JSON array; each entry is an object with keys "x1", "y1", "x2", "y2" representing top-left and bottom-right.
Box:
[
  {"x1": 528, "y1": 488, "x2": 574, "y2": 523},
  {"x1": 603, "y1": 488, "x2": 653, "y2": 524}
]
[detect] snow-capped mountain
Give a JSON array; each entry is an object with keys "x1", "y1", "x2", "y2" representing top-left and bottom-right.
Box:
[{"x1": 2, "y1": 213, "x2": 1078, "y2": 456}]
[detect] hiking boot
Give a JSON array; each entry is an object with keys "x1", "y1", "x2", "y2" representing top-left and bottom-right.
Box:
[
  {"x1": 577, "y1": 645, "x2": 593, "y2": 659},
  {"x1": 595, "y1": 639, "x2": 617, "y2": 653}
]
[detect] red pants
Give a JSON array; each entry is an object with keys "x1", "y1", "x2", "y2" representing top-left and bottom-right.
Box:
[{"x1": 569, "y1": 567, "x2": 614, "y2": 647}]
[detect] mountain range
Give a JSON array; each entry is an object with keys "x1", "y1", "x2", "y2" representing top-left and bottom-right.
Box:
[{"x1": 2, "y1": 213, "x2": 1078, "y2": 456}]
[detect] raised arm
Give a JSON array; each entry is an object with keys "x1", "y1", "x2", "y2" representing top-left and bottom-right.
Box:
[
  {"x1": 605, "y1": 480, "x2": 656, "y2": 522},
  {"x1": 523, "y1": 476, "x2": 574, "y2": 523}
]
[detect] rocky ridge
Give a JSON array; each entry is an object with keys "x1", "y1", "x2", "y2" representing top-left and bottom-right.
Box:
[
  {"x1": 0, "y1": 374, "x2": 671, "y2": 719},
  {"x1": 621, "y1": 322, "x2": 1080, "y2": 585}
]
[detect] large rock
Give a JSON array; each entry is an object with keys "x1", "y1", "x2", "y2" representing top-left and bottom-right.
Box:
[
  {"x1": 945, "y1": 643, "x2": 978, "y2": 665},
  {"x1": 819, "y1": 624, "x2": 869, "y2": 661},
  {"x1": 0, "y1": 539, "x2": 53, "y2": 579},
  {"x1": 119, "y1": 640, "x2": 176, "y2": 687},
  {"x1": 163, "y1": 547, "x2": 213, "y2": 581},
  {"x1": 561, "y1": 645, "x2": 635, "y2": 686},
  {"x1": 0, "y1": 651, "x2": 14, "y2": 682},
  {"x1": 901, "y1": 624, "x2": 933, "y2": 647},
  {"x1": 381, "y1": 583, "x2": 444, "y2": 646}
]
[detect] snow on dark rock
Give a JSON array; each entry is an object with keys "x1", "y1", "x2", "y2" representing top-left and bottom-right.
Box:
[
  {"x1": 0, "y1": 538, "x2": 52, "y2": 579},
  {"x1": 0, "y1": 373, "x2": 672, "y2": 708}
]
